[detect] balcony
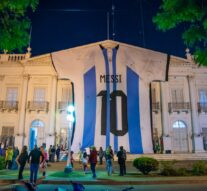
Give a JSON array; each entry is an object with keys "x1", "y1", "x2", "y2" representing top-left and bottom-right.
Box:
[
  {"x1": 58, "y1": 101, "x2": 70, "y2": 112},
  {"x1": 0, "y1": 101, "x2": 18, "y2": 112},
  {"x1": 152, "y1": 102, "x2": 160, "y2": 113},
  {"x1": 198, "y1": 102, "x2": 207, "y2": 113},
  {"x1": 168, "y1": 102, "x2": 191, "y2": 113},
  {"x1": 0, "y1": 54, "x2": 26, "y2": 62},
  {"x1": 27, "y1": 101, "x2": 49, "y2": 113}
]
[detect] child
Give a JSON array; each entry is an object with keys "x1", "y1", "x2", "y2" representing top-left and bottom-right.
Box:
[{"x1": 82, "y1": 151, "x2": 88, "y2": 173}]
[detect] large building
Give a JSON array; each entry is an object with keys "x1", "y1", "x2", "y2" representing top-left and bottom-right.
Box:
[{"x1": 0, "y1": 40, "x2": 207, "y2": 154}]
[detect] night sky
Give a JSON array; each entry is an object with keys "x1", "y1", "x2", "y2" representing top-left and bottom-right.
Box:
[{"x1": 30, "y1": 0, "x2": 186, "y2": 58}]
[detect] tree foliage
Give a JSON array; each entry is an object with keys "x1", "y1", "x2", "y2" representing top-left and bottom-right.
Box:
[
  {"x1": 0, "y1": 0, "x2": 39, "y2": 53},
  {"x1": 153, "y1": 0, "x2": 207, "y2": 66}
]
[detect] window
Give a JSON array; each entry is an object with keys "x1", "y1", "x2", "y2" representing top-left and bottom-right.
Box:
[
  {"x1": 31, "y1": 120, "x2": 44, "y2": 128},
  {"x1": 1, "y1": 126, "x2": 15, "y2": 147},
  {"x1": 173, "y1": 120, "x2": 186, "y2": 129},
  {"x1": 34, "y1": 88, "x2": 45, "y2": 102},
  {"x1": 171, "y1": 89, "x2": 184, "y2": 103},
  {"x1": 199, "y1": 89, "x2": 207, "y2": 103},
  {"x1": 151, "y1": 88, "x2": 156, "y2": 103},
  {"x1": 62, "y1": 87, "x2": 70, "y2": 102},
  {"x1": 6, "y1": 87, "x2": 18, "y2": 101}
]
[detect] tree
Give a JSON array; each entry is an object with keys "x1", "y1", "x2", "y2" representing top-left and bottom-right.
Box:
[
  {"x1": 0, "y1": 0, "x2": 39, "y2": 53},
  {"x1": 153, "y1": 0, "x2": 207, "y2": 66}
]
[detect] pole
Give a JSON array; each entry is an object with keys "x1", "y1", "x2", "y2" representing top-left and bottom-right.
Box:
[{"x1": 64, "y1": 121, "x2": 73, "y2": 173}]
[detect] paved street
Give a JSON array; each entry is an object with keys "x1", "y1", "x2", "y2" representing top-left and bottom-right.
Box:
[{"x1": 1, "y1": 184, "x2": 207, "y2": 191}]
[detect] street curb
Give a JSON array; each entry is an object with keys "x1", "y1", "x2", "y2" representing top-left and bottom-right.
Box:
[{"x1": 1, "y1": 179, "x2": 207, "y2": 186}]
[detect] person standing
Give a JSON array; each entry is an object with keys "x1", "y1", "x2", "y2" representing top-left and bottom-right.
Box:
[
  {"x1": 12, "y1": 146, "x2": 19, "y2": 170},
  {"x1": 123, "y1": 147, "x2": 127, "y2": 175},
  {"x1": 28, "y1": 145, "x2": 44, "y2": 185},
  {"x1": 56, "y1": 146, "x2": 60, "y2": 162},
  {"x1": 48, "y1": 145, "x2": 52, "y2": 162},
  {"x1": 82, "y1": 150, "x2": 88, "y2": 173},
  {"x1": 17, "y1": 146, "x2": 28, "y2": 180},
  {"x1": 89, "y1": 146, "x2": 98, "y2": 179},
  {"x1": 0, "y1": 143, "x2": 3, "y2": 156},
  {"x1": 117, "y1": 146, "x2": 126, "y2": 176},
  {"x1": 98, "y1": 147, "x2": 104, "y2": 165},
  {"x1": 105, "y1": 147, "x2": 113, "y2": 176},
  {"x1": 51, "y1": 145, "x2": 56, "y2": 162},
  {"x1": 5, "y1": 146, "x2": 13, "y2": 169},
  {"x1": 40, "y1": 146, "x2": 48, "y2": 177}
]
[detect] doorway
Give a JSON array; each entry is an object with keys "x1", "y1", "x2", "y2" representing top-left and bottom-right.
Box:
[
  {"x1": 172, "y1": 120, "x2": 188, "y2": 153},
  {"x1": 29, "y1": 120, "x2": 44, "y2": 150}
]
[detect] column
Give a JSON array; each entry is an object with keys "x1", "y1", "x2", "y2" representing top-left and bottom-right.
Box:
[
  {"x1": 188, "y1": 76, "x2": 204, "y2": 152},
  {"x1": 46, "y1": 75, "x2": 57, "y2": 147},
  {"x1": 160, "y1": 82, "x2": 172, "y2": 153},
  {"x1": 16, "y1": 75, "x2": 29, "y2": 148}
]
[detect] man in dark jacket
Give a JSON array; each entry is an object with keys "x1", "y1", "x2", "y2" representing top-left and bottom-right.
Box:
[
  {"x1": 28, "y1": 145, "x2": 44, "y2": 185},
  {"x1": 117, "y1": 146, "x2": 126, "y2": 176},
  {"x1": 17, "y1": 145, "x2": 28, "y2": 180},
  {"x1": 89, "y1": 146, "x2": 98, "y2": 178}
]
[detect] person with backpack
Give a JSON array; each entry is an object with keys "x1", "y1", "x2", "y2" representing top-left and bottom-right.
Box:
[
  {"x1": 117, "y1": 146, "x2": 126, "y2": 176},
  {"x1": 17, "y1": 145, "x2": 28, "y2": 180},
  {"x1": 105, "y1": 147, "x2": 113, "y2": 176}
]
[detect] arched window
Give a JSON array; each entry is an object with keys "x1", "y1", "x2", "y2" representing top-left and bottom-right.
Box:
[
  {"x1": 31, "y1": 120, "x2": 44, "y2": 128},
  {"x1": 173, "y1": 120, "x2": 186, "y2": 129}
]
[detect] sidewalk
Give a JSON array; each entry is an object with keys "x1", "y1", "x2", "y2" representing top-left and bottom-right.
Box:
[{"x1": 0, "y1": 161, "x2": 207, "y2": 186}]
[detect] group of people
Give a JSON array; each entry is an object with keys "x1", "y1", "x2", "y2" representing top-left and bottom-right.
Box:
[
  {"x1": 0, "y1": 143, "x2": 128, "y2": 184},
  {"x1": 48, "y1": 145, "x2": 61, "y2": 162},
  {"x1": 80, "y1": 145, "x2": 127, "y2": 178},
  {"x1": 0, "y1": 143, "x2": 48, "y2": 187},
  {"x1": 18, "y1": 144, "x2": 47, "y2": 186},
  {"x1": 0, "y1": 144, "x2": 19, "y2": 170}
]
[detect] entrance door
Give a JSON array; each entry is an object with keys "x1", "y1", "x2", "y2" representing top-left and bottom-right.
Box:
[
  {"x1": 172, "y1": 120, "x2": 188, "y2": 153},
  {"x1": 30, "y1": 128, "x2": 37, "y2": 150},
  {"x1": 29, "y1": 120, "x2": 44, "y2": 150}
]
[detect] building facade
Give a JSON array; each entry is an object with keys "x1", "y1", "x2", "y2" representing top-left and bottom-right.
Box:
[{"x1": 0, "y1": 40, "x2": 207, "y2": 154}]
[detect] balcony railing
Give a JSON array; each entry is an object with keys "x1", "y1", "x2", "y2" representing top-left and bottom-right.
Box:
[
  {"x1": 0, "y1": 101, "x2": 18, "y2": 111},
  {"x1": 198, "y1": 102, "x2": 207, "y2": 113},
  {"x1": 27, "y1": 101, "x2": 49, "y2": 112},
  {"x1": 168, "y1": 102, "x2": 191, "y2": 113},
  {"x1": 0, "y1": 54, "x2": 26, "y2": 62},
  {"x1": 152, "y1": 102, "x2": 160, "y2": 113},
  {"x1": 58, "y1": 101, "x2": 69, "y2": 112}
]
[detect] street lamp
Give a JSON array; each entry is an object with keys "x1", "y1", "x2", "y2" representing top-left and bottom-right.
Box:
[{"x1": 64, "y1": 104, "x2": 75, "y2": 173}]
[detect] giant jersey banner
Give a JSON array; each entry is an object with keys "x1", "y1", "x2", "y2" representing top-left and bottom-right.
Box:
[{"x1": 52, "y1": 40, "x2": 167, "y2": 154}]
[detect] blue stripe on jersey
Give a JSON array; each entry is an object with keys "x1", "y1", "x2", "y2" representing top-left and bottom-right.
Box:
[
  {"x1": 102, "y1": 48, "x2": 110, "y2": 149},
  {"x1": 82, "y1": 66, "x2": 97, "y2": 148},
  {"x1": 127, "y1": 67, "x2": 143, "y2": 154},
  {"x1": 112, "y1": 48, "x2": 118, "y2": 152}
]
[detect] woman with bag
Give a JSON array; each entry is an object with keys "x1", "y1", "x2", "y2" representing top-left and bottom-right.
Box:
[{"x1": 17, "y1": 145, "x2": 28, "y2": 180}]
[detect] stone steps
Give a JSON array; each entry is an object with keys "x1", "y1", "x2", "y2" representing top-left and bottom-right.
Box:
[{"x1": 127, "y1": 153, "x2": 207, "y2": 161}]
